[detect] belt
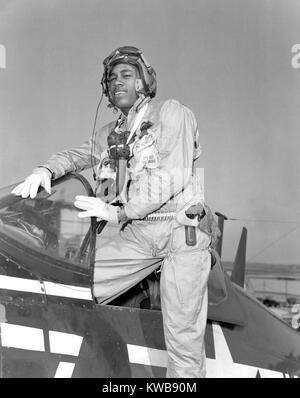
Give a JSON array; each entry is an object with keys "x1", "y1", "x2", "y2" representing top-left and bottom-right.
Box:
[{"x1": 142, "y1": 212, "x2": 176, "y2": 221}]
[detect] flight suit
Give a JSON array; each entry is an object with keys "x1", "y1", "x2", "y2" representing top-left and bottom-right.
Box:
[{"x1": 41, "y1": 98, "x2": 212, "y2": 378}]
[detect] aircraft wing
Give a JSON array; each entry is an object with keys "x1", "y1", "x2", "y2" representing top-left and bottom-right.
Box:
[{"x1": 223, "y1": 261, "x2": 300, "y2": 281}]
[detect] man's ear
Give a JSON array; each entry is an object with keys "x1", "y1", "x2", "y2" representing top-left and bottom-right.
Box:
[{"x1": 135, "y1": 78, "x2": 144, "y2": 92}]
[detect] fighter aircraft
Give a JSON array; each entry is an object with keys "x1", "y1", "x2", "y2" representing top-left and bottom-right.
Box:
[{"x1": 0, "y1": 172, "x2": 300, "y2": 378}]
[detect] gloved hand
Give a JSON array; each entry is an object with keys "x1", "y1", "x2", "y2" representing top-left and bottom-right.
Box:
[
  {"x1": 74, "y1": 195, "x2": 119, "y2": 224},
  {"x1": 11, "y1": 168, "x2": 52, "y2": 199}
]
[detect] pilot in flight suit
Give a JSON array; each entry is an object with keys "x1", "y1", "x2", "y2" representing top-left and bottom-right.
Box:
[{"x1": 12, "y1": 46, "x2": 216, "y2": 378}]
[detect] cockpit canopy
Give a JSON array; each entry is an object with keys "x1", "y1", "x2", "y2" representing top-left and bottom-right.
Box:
[{"x1": 0, "y1": 174, "x2": 94, "y2": 280}]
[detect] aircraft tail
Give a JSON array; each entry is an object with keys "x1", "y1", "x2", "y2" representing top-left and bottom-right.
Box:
[
  {"x1": 230, "y1": 227, "x2": 247, "y2": 287},
  {"x1": 215, "y1": 212, "x2": 228, "y2": 258}
]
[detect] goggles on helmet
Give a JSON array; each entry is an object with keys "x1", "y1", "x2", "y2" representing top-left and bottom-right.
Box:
[{"x1": 101, "y1": 46, "x2": 157, "y2": 104}]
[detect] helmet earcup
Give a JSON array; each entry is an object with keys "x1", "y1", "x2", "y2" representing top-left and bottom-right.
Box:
[{"x1": 135, "y1": 78, "x2": 144, "y2": 93}]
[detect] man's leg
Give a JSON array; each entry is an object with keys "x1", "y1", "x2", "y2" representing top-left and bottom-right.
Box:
[
  {"x1": 93, "y1": 222, "x2": 164, "y2": 304},
  {"x1": 160, "y1": 223, "x2": 211, "y2": 378}
]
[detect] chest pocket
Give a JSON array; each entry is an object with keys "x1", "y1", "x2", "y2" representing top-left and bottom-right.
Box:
[{"x1": 130, "y1": 131, "x2": 159, "y2": 176}]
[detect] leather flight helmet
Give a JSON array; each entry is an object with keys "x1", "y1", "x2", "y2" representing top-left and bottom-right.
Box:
[{"x1": 101, "y1": 46, "x2": 157, "y2": 105}]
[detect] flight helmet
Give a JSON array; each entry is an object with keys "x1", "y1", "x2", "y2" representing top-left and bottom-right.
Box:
[{"x1": 101, "y1": 46, "x2": 157, "y2": 106}]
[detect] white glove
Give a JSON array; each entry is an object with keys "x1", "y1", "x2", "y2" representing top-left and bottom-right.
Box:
[
  {"x1": 11, "y1": 168, "x2": 52, "y2": 199},
  {"x1": 74, "y1": 195, "x2": 119, "y2": 224}
]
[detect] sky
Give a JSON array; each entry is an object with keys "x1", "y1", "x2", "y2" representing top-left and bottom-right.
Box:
[{"x1": 0, "y1": 0, "x2": 300, "y2": 265}]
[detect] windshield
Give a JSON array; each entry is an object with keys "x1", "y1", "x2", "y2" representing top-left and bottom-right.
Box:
[{"x1": 0, "y1": 175, "x2": 93, "y2": 268}]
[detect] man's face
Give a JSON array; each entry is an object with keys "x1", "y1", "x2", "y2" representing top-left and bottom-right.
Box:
[{"x1": 108, "y1": 63, "x2": 140, "y2": 115}]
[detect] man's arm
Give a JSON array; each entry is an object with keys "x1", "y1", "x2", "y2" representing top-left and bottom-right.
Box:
[
  {"x1": 40, "y1": 136, "x2": 101, "y2": 180},
  {"x1": 12, "y1": 130, "x2": 106, "y2": 199}
]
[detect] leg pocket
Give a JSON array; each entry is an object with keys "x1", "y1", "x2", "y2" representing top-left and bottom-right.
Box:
[{"x1": 161, "y1": 249, "x2": 211, "y2": 326}]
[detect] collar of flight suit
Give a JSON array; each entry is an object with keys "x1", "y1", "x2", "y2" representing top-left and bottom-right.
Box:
[{"x1": 118, "y1": 95, "x2": 151, "y2": 132}]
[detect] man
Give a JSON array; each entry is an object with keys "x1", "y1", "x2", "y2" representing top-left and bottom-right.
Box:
[{"x1": 12, "y1": 46, "x2": 215, "y2": 378}]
